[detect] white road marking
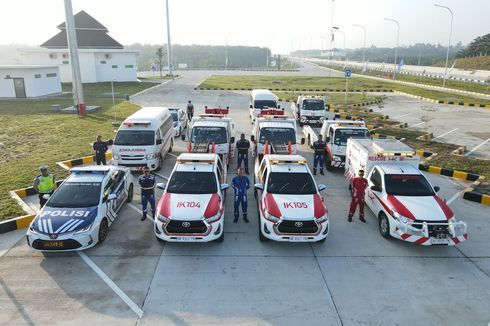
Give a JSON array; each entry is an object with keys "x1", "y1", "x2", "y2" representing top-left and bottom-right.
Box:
[
  {"x1": 407, "y1": 121, "x2": 425, "y2": 128},
  {"x1": 77, "y1": 252, "x2": 143, "y2": 318},
  {"x1": 465, "y1": 138, "x2": 490, "y2": 157},
  {"x1": 167, "y1": 153, "x2": 178, "y2": 158},
  {"x1": 447, "y1": 190, "x2": 465, "y2": 205},
  {"x1": 431, "y1": 128, "x2": 459, "y2": 141},
  {"x1": 391, "y1": 113, "x2": 412, "y2": 119}
]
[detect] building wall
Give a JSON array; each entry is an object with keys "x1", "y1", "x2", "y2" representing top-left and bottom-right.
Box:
[
  {"x1": 0, "y1": 78, "x2": 16, "y2": 97},
  {"x1": 0, "y1": 67, "x2": 62, "y2": 98},
  {"x1": 94, "y1": 52, "x2": 137, "y2": 82}
]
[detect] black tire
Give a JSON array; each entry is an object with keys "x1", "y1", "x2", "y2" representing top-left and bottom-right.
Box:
[
  {"x1": 168, "y1": 139, "x2": 173, "y2": 153},
  {"x1": 317, "y1": 237, "x2": 327, "y2": 243},
  {"x1": 216, "y1": 231, "x2": 224, "y2": 242},
  {"x1": 379, "y1": 213, "x2": 391, "y2": 239},
  {"x1": 126, "y1": 184, "x2": 133, "y2": 203},
  {"x1": 156, "y1": 235, "x2": 166, "y2": 243},
  {"x1": 259, "y1": 227, "x2": 269, "y2": 242},
  {"x1": 326, "y1": 157, "x2": 333, "y2": 171},
  {"x1": 253, "y1": 175, "x2": 257, "y2": 198},
  {"x1": 156, "y1": 155, "x2": 163, "y2": 171},
  {"x1": 98, "y1": 218, "x2": 109, "y2": 243},
  {"x1": 299, "y1": 121, "x2": 304, "y2": 127}
]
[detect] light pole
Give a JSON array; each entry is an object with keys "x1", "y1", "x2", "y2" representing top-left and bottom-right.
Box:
[
  {"x1": 225, "y1": 35, "x2": 228, "y2": 70},
  {"x1": 435, "y1": 4, "x2": 453, "y2": 87},
  {"x1": 165, "y1": 0, "x2": 173, "y2": 76},
  {"x1": 111, "y1": 79, "x2": 116, "y2": 122},
  {"x1": 332, "y1": 27, "x2": 346, "y2": 62},
  {"x1": 384, "y1": 18, "x2": 400, "y2": 80},
  {"x1": 353, "y1": 24, "x2": 367, "y2": 65}
]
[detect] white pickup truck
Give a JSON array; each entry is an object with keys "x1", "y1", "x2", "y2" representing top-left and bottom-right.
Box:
[
  {"x1": 291, "y1": 95, "x2": 329, "y2": 126},
  {"x1": 345, "y1": 138, "x2": 468, "y2": 246},
  {"x1": 182, "y1": 114, "x2": 235, "y2": 166},
  {"x1": 303, "y1": 120, "x2": 370, "y2": 171}
]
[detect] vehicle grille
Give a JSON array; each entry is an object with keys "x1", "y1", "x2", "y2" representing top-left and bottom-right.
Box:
[
  {"x1": 119, "y1": 163, "x2": 146, "y2": 167},
  {"x1": 277, "y1": 220, "x2": 319, "y2": 234},
  {"x1": 166, "y1": 220, "x2": 208, "y2": 234},
  {"x1": 31, "y1": 239, "x2": 82, "y2": 250},
  {"x1": 121, "y1": 155, "x2": 145, "y2": 161},
  {"x1": 412, "y1": 220, "x2": 449, "y2": 237}
]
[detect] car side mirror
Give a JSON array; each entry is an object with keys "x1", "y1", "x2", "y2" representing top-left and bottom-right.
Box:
[
  {"x1": 230, "y1": 137, "x2": 235, "y2": 143},
  {"x1": 108, "y1": 194, "x2": 117, "y2": 201},
  {"x1": 277, "y1": 104, "x2": 281, "y2": 109},
  {"x1": 317, "y1": 184, "x2": 327, "y2": 192},
  {"x1": 111, "y1": 122, "x2": 120, "y2": 128},
  {"x1": 370, "y1": 185, "x2": 381, "y2": 192},
  {"x1": 254, "y1": 183, "x2": 264, "y2": 190},
  {"x1": 434, "y1": 186, "x2": 440, "y2": 193},
  {"x1": 221, "y1": 183, "x2": 229, "y2": 191},
  {"x1": 300, "y1": 138, "x2": 305, "y2": 145},
  {"x1": 181, "y1": 134, "x2": 186, "y2": 141},
  {"x1": 250, "y1": 135, "x2": 255, "y2": 142},
  {"x1": 156, "y1": 139, "x2": 162, "y2": 145},
  {"x1": 157, "y1": 183, "x2": 166, "y2": 190},
  {"x1": 42, "y1": 194, "x2": 51, "y2": 200},
  {"x1": 249, "y1": 104, "x2": 253, "y2": 109}
]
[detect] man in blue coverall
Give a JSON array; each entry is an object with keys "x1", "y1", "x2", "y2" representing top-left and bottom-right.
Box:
[
  {"x1": 232, "y1": 167, "x2": 250, "y2": 223},
  {"x1": 138, "y1": 166, "x2": 156, "y2": 221}
]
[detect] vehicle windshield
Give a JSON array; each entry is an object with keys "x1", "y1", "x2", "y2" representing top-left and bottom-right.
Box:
[
  {"x1": 384, "y1": 174, "x2": 435, "y2": 196},
  {"x1": 267, "y1": 172, "x2": 316, "y2": 195},
  {"x1": 254, "y1": 100, "x2": 277, "y2": 109},
  {"x1": 259, "y1": 127, "x2": 296, "y2": 145},
  {"x1": 303, "y1": 99, "x2": 324, "y2": 111},
  {"x1": 334, "y1": 128, "x2": 370, "y2": 146},
  {"x1": 114, "y1": 130, "x2": 154, "y2": 146},
  {"x1": 191, "y1": 126, "x2": 227, "y2": 144},
  {"x1": 170, "y1": 112, "x2": 179, "y2": 121},
  {"x1": 166, "y1": 171, "x2": 217, "y2": 194},
  {"x1": 47, "y1": 182, "x2": 101, "y2": 208}
]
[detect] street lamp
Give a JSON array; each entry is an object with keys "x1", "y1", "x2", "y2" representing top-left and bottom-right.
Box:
[
  {"x1": 384, "y1": 18, "x2": 400, "y2": 80},
  {"x1": 353, "y1": 24, "x2": 367, "y2": 65},
  {"x1": 165, "y1": 0, "x2": 173, "y2": 76},
  {"x1": 434, "y1": 4, "x2": 453, "y2": 87},
  {"x1": 332, "y1": 26, "x2": 346, "y2": 61}
]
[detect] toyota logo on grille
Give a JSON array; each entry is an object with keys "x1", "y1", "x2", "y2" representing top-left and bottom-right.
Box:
[
  {"x1": 182, "y1": 222, "x2": 191, "y2": 228},
  {"x1": 294, "y1": 222, "x2": 303, "y2": 228},
  {"x1": 49, "y1": 234, "x2": 58, "y2": 239}
]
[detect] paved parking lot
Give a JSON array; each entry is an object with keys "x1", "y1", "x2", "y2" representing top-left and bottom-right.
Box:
[{"x1": 1, "y1": 70, "x2": 490, "y2": 326}]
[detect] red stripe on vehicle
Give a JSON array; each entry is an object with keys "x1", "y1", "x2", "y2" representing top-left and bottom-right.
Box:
[
  {"x1": 401, "y1": 234, "x2": 411, "y2": 240},
  {"x1": 452, "y1": 237, "x2": 460, "y2": 245},
  {"x1": 372, "y1": 193, "x2": 393, "y2": 216},
  {"x1": 415, "y1": 237, "x2": 430, "y2": 245},
  {"x1": 433, "y1": 196, "x2": 454, "y2": 220},
  {"x1": 313, "y1": 194, "x2": 326, "y2": 218},
  {"x1": 158, "y1": 192, "x2": 171, "y2": 217},
  {"x1": 264, "y1": 193, "x2": 282, "y2": 218},
  {"x1": 386, "y1": 195, "x2": 416, "y2": 220},
  {"x1": 463, "y1": 234, "x2": 468, "y2": 240},
  {"x1": 203, "y1": 193, "x2": 220, "y2": 218}
]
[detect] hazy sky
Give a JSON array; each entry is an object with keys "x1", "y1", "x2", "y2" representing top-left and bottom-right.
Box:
[{"x1": 1, "y1": 0, "x2": 489, "y2": 53}]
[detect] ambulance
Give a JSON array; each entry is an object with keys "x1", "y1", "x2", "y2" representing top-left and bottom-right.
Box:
[
  {"x1": 249, "y1": 89, "x2": 280, "y2": 122},
  {"x1": 345, "y1": 138, "x2": 468, "y2": 245}
]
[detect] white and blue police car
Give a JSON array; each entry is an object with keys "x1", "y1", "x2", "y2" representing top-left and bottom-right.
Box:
[{"x1": 26, "y1": 166, "x2": 133, "y2": 251}]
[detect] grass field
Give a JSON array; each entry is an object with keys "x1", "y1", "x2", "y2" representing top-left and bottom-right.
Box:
[
  {"x1": 199, "y1": 75, "x2": 490, "y2": 105},
  {"x1": 0, "y1": 82, "x2": 154, "y2": 221}
]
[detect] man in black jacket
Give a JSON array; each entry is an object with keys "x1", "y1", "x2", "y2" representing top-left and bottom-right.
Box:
[{"x1": 236, "y1": 133, "x2": 250, "y2": 174}]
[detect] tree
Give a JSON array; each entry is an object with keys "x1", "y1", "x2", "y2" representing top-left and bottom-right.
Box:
[{"x1": 155, "y1": 47, "x2": 167, "y2": 77}]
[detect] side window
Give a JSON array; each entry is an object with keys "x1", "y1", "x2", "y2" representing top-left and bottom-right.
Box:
[
  {"x1": 261, "y1": 167, "x2": 269, "y2": 184},
  {"x1": 329, "y1": 128, "x2": 334, "y2": 142},
  {"x1": 370, "y1": 168, "x2": 382, "y2": 188},
  {"x1": 156, "y1": 129, "x2": 162, "y2": 142},
  {"x1": 216, "y1": 167, "x2": 222, "y2": 184},
  {"x1": 103, "y1": 171, "x2": 121, "y2": 198}
]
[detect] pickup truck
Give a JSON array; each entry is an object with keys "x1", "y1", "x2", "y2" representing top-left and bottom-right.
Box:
[
  {"x1": 291, "y1": 95, "x2": 329, "y2": 126},
  {"x1": 344, "y1": 138, "x2": 468, "y2": 246},
  {"x1": 303, "y1": 120, "x2": 370, "y2": 171}
]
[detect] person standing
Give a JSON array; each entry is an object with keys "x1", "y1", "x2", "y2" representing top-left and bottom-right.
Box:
[
  {"x1": 186, "y1": 100, "x2": 194, "y2": 121},
  {"x1": 236, "y1": 133, "x2": 250, "y2": 174},
  {"x1": 313, "y1": 134, "x2": 326, "y2": 175},
  {"x1": 348, "y1": 169, "x2": 368, "y2": 223},
  {"x1": 93, "y1": 135, "x2": 109, "y2": 165},
  {"x1": 232, "y1": 167, "x2": 250, "y2": 223},
  {"x1": 33, "y1": 165, "x2": 55, "y2": 208},
  {"x1": 138, "y1": 166, "x2": 156, "y2": 221}
]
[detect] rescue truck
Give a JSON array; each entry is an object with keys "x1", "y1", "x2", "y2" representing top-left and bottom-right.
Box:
[
  {"x1": 182, "y1": 113, "x2": 235, "y2": 166},
  {"x1": 303, "y1": 120, "x2": 370, "y2": 171},
  {"x1": 291, "y1": 95, "x2": 329, "y2": 126},
  {"x1": 154, "y1": 153, "x2": 228, "y2": 242},
  {"x1": 254, "y1": 154, "x2": 329, "y2": 242},
  {"x1": 345, "y1": 138, "x2": 468, "y2": 245},
  {"x1": 249, "y1": 89, "x2": 280, "y2": 122}
]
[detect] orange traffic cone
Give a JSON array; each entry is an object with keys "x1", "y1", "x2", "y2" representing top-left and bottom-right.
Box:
[
  {"x1": 264, "y1": 140, "x2": 269, "y2": 155},
  {"x1": 211, "y1": 142, "x2": 216, "y2": 153},
  {"x1": 187, "y1": 141, "x2": 192, "y2": 153},
  {"x1": 288, "y1": 141, "x2": 292, "y2": 155}
]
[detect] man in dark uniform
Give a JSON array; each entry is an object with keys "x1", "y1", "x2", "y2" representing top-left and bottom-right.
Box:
[
  {"x1": 186, "y1": 100, "x2": 194, "y2": 121},
  {"x1": 348, "y1": 169, "x2": 368, "y2": 223},
  {"x1": 138, "y1": 166, "x2": 156, "y2": 221},
  {"x1": 236, "y1": 133, "x2": 250, "y2": 174},
  {"x1": 232, "y1": 167, "x2": 250, "y2": 223},
  {"x1": 313, "y1": 134, "x2": 326, "y2": 175},
  {"x1": 93, "y1": 135, "x2": 109, "y2": 165},
  {"x1": 33, "y1": 165, "x2": 55, "y2": 208}
]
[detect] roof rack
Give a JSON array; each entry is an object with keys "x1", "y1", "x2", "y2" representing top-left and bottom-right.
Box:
[{"x1": 372, "y1": 140, "x2": 415, "y2": 157}]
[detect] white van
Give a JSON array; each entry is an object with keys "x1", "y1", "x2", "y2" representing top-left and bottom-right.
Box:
[
  {"x1": 249, "y1": 89, "x2": 279, "y2": 122},
  {"x1": 112, "y1": 107, "x2": 174, "y2": 171}
]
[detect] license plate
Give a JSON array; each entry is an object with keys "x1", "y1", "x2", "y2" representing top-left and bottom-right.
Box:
[
  {"x1": 175, "y1": 237, "x2": 196, "y2": 241},
  {"x1": 431, "y1": 238, "x2": 449, "y2": 245},
  {"x1": 289, "y1": 236, "x2": 309, "y2": 242},
  {"x1": 43, "y1": 241, "x2": 64, "y2": 249}
]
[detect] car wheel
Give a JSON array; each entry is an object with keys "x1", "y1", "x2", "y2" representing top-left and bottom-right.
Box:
[
  {"x1": 126, "y1": 184, "x2": 133, "y2": 203},
  {"x1": 299, "y1": 121, "x2": 304, "y2": 127},
  {"x1": 169, "y1": 139, "x2": 173, "y2": 153},
  {"x1": 326, "y1": 157, "x2": 333, "y2": 171},
  {"x1": 317, "y1": 237, "x2": 326, "y2": 243},
  {"x1": 216, "y1": 231, "x2": 224, "y2": 242},
  {"x1": 156, "y1": 235, "x2": 166, "y2": 243},
  {"x1": 179, "y1": 127, "x2": 182, "y2": 137},
  {"x1": 259, "y1": 227, "x2": 268, "y2": 242},
  {"x1": 156, "y1": 155, "x2": 163, "y2": 171},
  {"x1": 379, "y1": 212, "x2": 391, "y2": 239},
  {"x1": 98, "y1": 218, "x2": 109, "y2": 243}
]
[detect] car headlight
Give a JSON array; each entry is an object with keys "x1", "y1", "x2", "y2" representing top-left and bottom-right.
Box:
[
  {"x1": 265, "y1": 211, "x2": 280, "y2": 223},
  {"x1": 28, "y1": 226, "x2": 38, "y2": 234},
  {"x1": 157, "y1": 214, "x2": 170, "y2": 224},
  {"x1": 316, "y1": 213, "x2": 329, "y2": 223},
  {"x1": 74, "y1": 223, "x2": 93, "y2": 234},
  {"x1": 113, "y1": 154, "x2": 120, "y2": 160},
  {"x1": 205, "y1": 212, "x2": 221, "y2": 223},
  {"x1": 146, "y1": 153, "x2": 157, "y2": 160},
  {"x1": 393, "y1": 212, "x2": 411, "y2": 224}
]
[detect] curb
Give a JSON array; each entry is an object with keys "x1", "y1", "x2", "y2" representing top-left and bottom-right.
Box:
[
  {"x1": 437, "y1": 100, "x2": 490, "y2": 108},
  {"x1": 370, "y1": 133, "x2": 403, "y2": 140},
  {"x1": 463, "y1": 176, "x2": 490, "y2": 206},
  {"x1": 195, "y1": 87, "x2": 393, "y2": 92},
  {"x1": 415, "y1": 150, "x2": 434, "y2": 158},
  {"x1": 57, "y1": 152, "x2": 112, "y2": 170},
  {"x1": 418, "y1": 164, "x2": 480, "y2": 181},
  {"x1": 129, "y1": 77, "x2": 179, "y2": 99}
]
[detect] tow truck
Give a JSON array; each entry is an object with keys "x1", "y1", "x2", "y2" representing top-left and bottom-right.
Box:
[
  {"x1": 303, "y1": 120, "x2": 370, "y2": 171},
  {"x1": 291, "y1": 95, "x2": 329, "y2": 126},
  {"x1": 182, "y1": 113, "x2": 235, "y2": 166},
  {"x1": 253, "y1": 154, "x2": 329, "y2": 242},
  {"x1": 345, "y1": 138, "x2": 468, "y2": 245},
  {"x1": 154, "y1": 153, "x2": 228, "y2": 243}
]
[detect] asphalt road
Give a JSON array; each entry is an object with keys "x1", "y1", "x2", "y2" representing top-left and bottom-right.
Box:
[{"x1": 1, "y1": 70, "x2": 490, "y2": 325}]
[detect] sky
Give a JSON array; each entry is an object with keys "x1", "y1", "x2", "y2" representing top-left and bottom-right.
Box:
[{"x1": 1, "y1": 0, "x2": 489, "y2": 54}]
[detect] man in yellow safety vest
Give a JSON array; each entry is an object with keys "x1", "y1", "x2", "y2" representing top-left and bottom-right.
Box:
[{"x1": 33, "y1": 165, "x2": 55, "y2": 208}]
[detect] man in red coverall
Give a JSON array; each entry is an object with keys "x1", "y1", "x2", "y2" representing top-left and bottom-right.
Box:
[{"x1": 348, "y1": 169, "x2": 368, "y2": 223}]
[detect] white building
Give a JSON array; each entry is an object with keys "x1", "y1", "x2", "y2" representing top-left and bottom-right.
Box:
[
  {"x1": 0, "y1": 65, "x2": 61, "y2": 98},
  {"x1": 20, "y1": 10, "x2": 138, "y2": 83}
]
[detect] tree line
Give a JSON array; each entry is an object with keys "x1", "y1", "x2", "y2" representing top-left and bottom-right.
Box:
[{"x1": 457, "y1": 33, "x2": 490, "y2": 58}]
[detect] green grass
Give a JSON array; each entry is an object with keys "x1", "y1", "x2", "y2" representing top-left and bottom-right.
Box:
[
  {"x1": 0, "y1": 82, "x2": 155, "y2": 221},
  {"x1": 199, "y1": 75, "x2": 490, "y2": 105}
]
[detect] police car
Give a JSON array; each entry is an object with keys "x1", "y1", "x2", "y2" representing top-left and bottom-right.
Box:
[
  {"x1": 254, "y1": 155, "x2": 329, "y2": 242},
  {"x1": 26, "y1": 166, "x2": 133, "y2": 251},
  {"x1": 154, "y1": 153, "x2": 228, "y2": 242}
]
